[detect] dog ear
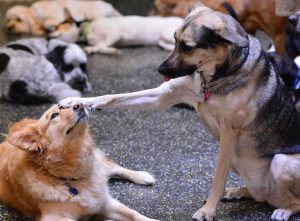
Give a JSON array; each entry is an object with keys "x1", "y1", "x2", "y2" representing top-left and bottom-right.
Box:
[
  {"x1": 7, "y1": 122, "x2": 44, "y2": 153},
  {"x1": 217, "y1": 26, "x2": 249, "y2": 47},
  {"x1": 189, "y1": 1, "x2": 206, "y2": 13}
]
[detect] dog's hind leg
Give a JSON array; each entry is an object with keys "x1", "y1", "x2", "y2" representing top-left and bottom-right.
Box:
[
  {"x1": 94, "y1": 149, "x2": 155, "y2": 185},
  {"x1": 270, "y1": 154, "x2": 300, "y2": 220},
  {"x1": 104, "y1": 198, "x2": 158, "y2": 221}
]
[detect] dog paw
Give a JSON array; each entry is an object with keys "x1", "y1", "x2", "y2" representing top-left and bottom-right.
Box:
[
  {"x1": 131, "y1": 171, "x2": 156, "y2": 185},
  {"x1": 192, "y1": 206, "x2": 216, "y2": 221},
  {"x1": 223, "y1": 187, "x2": 243, "y2": 200},
  {"x1": 271, "y1": 208, "x2": 292, "y2": 221}
]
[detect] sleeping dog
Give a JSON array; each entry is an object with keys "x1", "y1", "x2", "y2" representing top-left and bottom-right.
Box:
[
  {"x1": 0, "y1": 38, "x2": 91, "y2": 104},
  {"x1": 50, "y1": 16, "x2": 183, "y2": 54},
  {"x1": 3, "y1": 0, "x2": 122, "y2": 36},
  {"x1": 60, "y1": 3, "x2": 300, "y2": 221}
]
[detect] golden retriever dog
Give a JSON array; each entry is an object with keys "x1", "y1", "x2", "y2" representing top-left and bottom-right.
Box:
[
  {"x1": 154, "y1": 0, "x2": 288, "y2": 53},
  {"x1": 4, "y1": 0, "x2": 122, "y2": 36},
  {"x1": 0, "y1": 104, "x2": 158, "y2": 221}
]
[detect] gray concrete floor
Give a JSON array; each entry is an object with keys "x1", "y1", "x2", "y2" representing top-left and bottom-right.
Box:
[{"x1": 0, "y1": 1, "x2": 299, "y2": 221}]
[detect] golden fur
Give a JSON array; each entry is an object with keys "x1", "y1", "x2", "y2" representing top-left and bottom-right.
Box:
[{"x1": 0, "y1": 104, "x2": 157, "y2": 221}]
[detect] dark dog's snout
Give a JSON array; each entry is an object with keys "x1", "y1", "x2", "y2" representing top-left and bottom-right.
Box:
[
  {"x1": 289, "y1": 15, "x2": 298, "y2": 27},
  {"x1": 158, "y1": 60, "x2": 173, "y2": 76}
]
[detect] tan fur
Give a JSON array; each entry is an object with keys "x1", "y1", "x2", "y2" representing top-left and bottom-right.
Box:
[
  {"x1": 0, "y1": 105, "x2": 157, "y2": 221},
  {"x1": 154, "y1": 0, "x2": 288, "y2": 53}
]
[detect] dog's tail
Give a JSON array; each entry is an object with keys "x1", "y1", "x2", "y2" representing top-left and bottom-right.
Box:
[{"x1": 0, "y1": 53, "x2": 10, "y2": 73}]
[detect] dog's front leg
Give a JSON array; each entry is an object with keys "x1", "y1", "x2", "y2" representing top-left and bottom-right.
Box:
[
  {"x1": 192, "y1": 121, "x2": 239, "y2": 221},
  {"x1": 59, "y1": 75, "x2": 200, "y2": 111}
]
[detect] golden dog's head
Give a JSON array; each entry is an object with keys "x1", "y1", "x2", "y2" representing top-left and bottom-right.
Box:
[
  {"x1": 158, "y1": 4, "x2": 249, "y2": 82},
  {"x1": 4, "y1": 5, "x2": 44, "y2": 35},
  {"x1": 7, "y1": 103, "x2": 90, "y2": 154}
]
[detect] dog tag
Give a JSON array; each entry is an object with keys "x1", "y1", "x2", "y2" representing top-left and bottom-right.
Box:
[{"x1": 69, "y1": 187, "x2": 79, "y2": 197}]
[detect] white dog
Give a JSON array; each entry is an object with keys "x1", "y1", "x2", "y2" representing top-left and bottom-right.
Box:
[{"x1": 50, "y1": 16, "x2": 183, "y2": 54}]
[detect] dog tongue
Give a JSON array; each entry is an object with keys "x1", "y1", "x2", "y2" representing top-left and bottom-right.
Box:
[{"x1": 163, "y1": 76, "x2": 170, "y2": 81}]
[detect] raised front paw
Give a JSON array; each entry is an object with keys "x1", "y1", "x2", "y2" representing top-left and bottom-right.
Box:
[
  {"x1": 271, "y1": 208, "x2": 292, "y2": 221},
  {"x1": 192, "y1": 206, "x2": 216, "y2": 221}
]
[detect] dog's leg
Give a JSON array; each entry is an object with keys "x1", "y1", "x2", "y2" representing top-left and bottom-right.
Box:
[
  {"x1": 158, "y1": 40, "x2": 174, "y2": 51},
  {"x1": 193, "y1": 123, "x2": 239, "y2": 221},
  {"x1": 85, "y1": 32, "x2": 121, "y2": 55},
  {"x1": 59, "y1": 75, "x2": 201, "y2": 111},
  {"x1": 104, "y1": 198, "x2": 158, "y2": 221},
  {"x1": 94, "y1": 149, "x2": 155, "y2": 185},
  {"x1": 270, "y1": 154, "x2": 300, "y2": 220},
  {"x1": 223, "y1": 187, "x2": 252, "y2": 200}
]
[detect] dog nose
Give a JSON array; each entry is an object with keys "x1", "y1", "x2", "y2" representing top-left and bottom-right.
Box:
[
  {"x1": 73, "y1": 103, "x2": 84, "y2": 111},
  {"x1": 289, "y1": 15, "x2": 298, "y2": 27},
  {"x1": 158, "y1": 61, "x2": 172, "y2": 75}
]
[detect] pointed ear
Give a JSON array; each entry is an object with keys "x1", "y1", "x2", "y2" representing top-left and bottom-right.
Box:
[
  {"x1": 217, "y1": 26, "x2": 249, "y2": 47},
  {"x1": 7, "y1": 124, "x2": 43, "y2": 152}
]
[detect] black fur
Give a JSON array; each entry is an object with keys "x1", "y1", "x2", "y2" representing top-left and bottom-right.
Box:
[
  {"x1": 253, "y1": 55, "x2": 300, "y2": 157},
  {"x1": 8, "y1": 80, "x2": 50, "y2": 104},
  {"x1": 6, "y1": 44, "x2": 34, "y2": 54},
  {"x1": 0, "y1": 53, "x2": 10, "y2": 73},
  {"x1": 46, "y1": 46, "x2": 67, "y2": 80}
]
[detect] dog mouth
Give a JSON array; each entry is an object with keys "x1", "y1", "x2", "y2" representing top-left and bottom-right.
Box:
[
  {"x1": 66, "y1": 109, "x2": 89, "y2": 135},
  {"x1": 163, "y1": 76, "x2": 170, "y2": 81}
]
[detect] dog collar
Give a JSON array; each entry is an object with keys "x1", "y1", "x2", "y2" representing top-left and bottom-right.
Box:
[
  {"x1": 78, "y1": 21, "x2": 90, "y2": 42},
  {"x1": 59, "y1": 177, "x2": 79, "y2": 197},
  {"x1": 197, "y1": 88, "x2": 211, "y2": 102}
]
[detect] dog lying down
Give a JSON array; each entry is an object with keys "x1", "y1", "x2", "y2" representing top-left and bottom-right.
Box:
[
  {"x1": 50, "y1": 16, "x2": 183, "y2": 54},
  {"x1": 4, "y1": 0, "x2": 122, "y2": 35},
  {"x1": 0, "y1": 38, "x2": 91, "y2": 104},
  {"x1": 60, "y1": 3, "x2": 300, "y2": 221},
  {"x1": 0, "y1": 104, "x2": 157, "y2": 221}
]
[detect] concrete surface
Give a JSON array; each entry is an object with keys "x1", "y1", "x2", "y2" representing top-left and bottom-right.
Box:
[{"x1": 0, "y1": 1, "x2": 299, "y2": 221}]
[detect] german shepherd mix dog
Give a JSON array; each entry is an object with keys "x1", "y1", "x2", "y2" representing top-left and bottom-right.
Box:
[
  {"x1": 60, "y1": 3, "x2": 300, "y2": 221},
  {"x1": 0, "y1": 104, "x2": 157, "y2": 221}
]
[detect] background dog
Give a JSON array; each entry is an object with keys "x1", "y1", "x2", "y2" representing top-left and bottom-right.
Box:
[
  {"x1": 50, "y1": 16, "x2": 183, "y2": 54},
  {"x1": 3, "y1": 0, "x2": 122, "y2": 36},
  {"x1": 0, "y1": 38, "x2": 91, "y2": 104},
  {"x1": 0, "y1": 104, "x2": 157, "y2": 220},
  {"x1": 60, "y1": 3, "x2": 300, "y2": 221},
  {"x1": 154, "y1": 0, "x2": 288, "y2": 53}
]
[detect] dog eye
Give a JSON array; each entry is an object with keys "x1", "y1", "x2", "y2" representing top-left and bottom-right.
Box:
[
  {"x1": 62, "y1": 64, "x2": 74, "y2": 73},
  {"x1": 80, "y1": 63, "x2": 87, "y2": 72},
  {"x1": 50, "y1": 113, "x2": 59, "y2": 120},
  {"x1": 16, "y1": 18, "x2": 22, "y2": 22},
  {"x1": 180, "y1": 42, "x2": 194, "y2": 52}
]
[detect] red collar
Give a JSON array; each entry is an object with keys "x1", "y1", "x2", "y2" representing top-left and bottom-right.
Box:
[{"x1": 204, "y1": 89, "x2": 211, "y2": 102}]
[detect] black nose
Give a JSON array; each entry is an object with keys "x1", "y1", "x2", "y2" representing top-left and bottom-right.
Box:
[
  {"x1": 73, "y1": 103, "x2": 84, "y2": 111},
  {"x1": 289, "y1": 15, "x2": 298, "y2": 27},
  {"x1": 158, "y1": 60, "x2": 172, "y2": 76},
  {"x1": 5, "y1": 26, "x2": 13, "y2": 32}
]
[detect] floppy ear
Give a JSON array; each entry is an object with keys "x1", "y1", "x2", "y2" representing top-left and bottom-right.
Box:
[
  {"x1": 189, "y1": 1, "x2": 207, "y2": 13},
  {"x1": 217, "y1": 26, "x2": 249, "y2": 47},
  {"x1": 7, "y1": 123, "x2": 44, "y2": 152},
  {"x1": 214, "y1": 14, "x2": 249, "y2": 48}
]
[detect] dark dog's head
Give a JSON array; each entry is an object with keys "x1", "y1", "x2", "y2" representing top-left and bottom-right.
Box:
[
  {"x1": 46, "y1": 40, "x2": 91, "y2": 93},
  {"x1": 158, "y1": 3, "x2": 249, "y2": 81}
]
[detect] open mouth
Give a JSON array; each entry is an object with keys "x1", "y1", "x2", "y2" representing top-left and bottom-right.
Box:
[{"x1": 66, "y1": 110, "x2": 88, "y2": 135}]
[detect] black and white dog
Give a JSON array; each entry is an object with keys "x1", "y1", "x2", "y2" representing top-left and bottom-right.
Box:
[{"x1": 0, "y1": 38, "x2": 91, "y2": 104}]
